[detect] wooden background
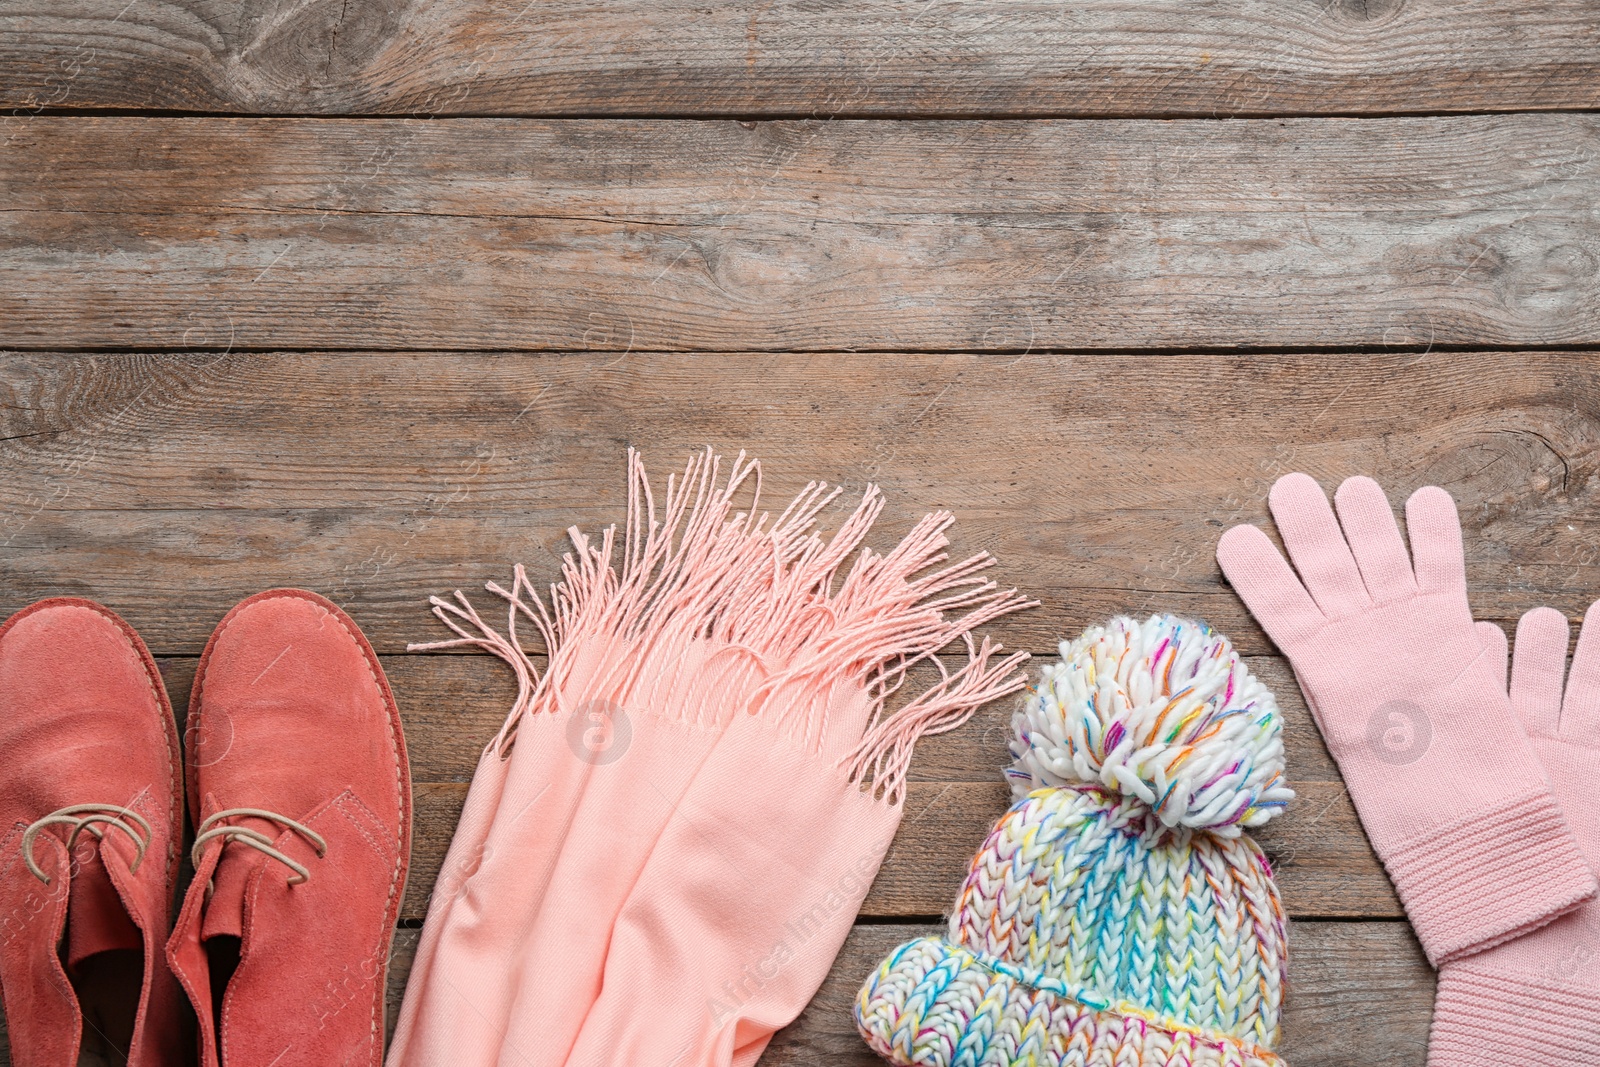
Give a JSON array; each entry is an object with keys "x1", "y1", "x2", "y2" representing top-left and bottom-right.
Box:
[{"x1": 4, "y1": 1, "x2": 1600, "y2": 1062}]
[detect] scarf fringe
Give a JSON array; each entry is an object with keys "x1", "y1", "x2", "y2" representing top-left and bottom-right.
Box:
[{"x1": 410, "y1": 448, "x2": 1035, "y2": 802}]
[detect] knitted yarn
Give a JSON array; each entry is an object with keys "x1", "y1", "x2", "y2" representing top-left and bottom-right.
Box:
[
  {"x1": 856, "y1": 615, "x2": 1294, "y2": 1067},
  {"x1": 1011, "y1": 615, "x2": 1292, "y2": 835}
]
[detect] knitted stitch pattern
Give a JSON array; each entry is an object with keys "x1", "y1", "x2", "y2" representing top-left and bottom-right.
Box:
[{"x1": 856, "y1": 615, "x2": 1294, "y2": 1067}]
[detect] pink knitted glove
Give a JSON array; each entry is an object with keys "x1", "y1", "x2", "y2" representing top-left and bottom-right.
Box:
[
  {"x1": 1430, "y1": 610, "x2": 1600, "y2": 1066},
  {"x1": 1217, "y1": 474, "x2": 1594, "y2": 964}
]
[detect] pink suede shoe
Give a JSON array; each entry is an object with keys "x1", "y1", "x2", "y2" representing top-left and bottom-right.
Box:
[
  {"x1": 166, "y1": 590, "x2": 411, "y2": 1067},
  {"x1": 0, "y1": 598, "x2": 186, "y2": 1067}
]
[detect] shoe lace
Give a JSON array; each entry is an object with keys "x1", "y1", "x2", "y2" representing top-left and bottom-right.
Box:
[
  {"x1": 191, "y1": 808, "x2": 327, "y2": 886},
  {"x1": 22, "y1": 803, "x2": 152, "y2": 885}
]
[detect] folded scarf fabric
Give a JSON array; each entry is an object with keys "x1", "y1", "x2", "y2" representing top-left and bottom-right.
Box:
[
  {"x1": 1216, "y1": 473, "x2": 1596, "y2": 965},
  {"x1": 386, "y1": 448, "x2": 1032, "y2": 1067},
  {"x1": 1429, "y1": 608, "x2": 1600, "y2": 1067}
]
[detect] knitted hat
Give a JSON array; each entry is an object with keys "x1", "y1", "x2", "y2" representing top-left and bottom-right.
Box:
[{"x1": 856, "y1": 614, "x2": 1295, "y2": 1067}]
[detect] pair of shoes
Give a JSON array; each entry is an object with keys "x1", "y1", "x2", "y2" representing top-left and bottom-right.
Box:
[{"x1": 0, "y1": 590, "x2": 412, "y2": 1067}]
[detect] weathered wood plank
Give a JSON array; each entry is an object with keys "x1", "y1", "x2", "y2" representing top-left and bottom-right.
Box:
[
  {"x1": 154, "y1": 654, "x2": 1343, "y2": 788},
  {"x1": 793, "y1": 920, "x2": 1432, "y2": 1066},
  {"x1": 149, "y1": 650, "x2": 1385, "y2": 922},
  {"x1": 756, "y1": 921, "x2": 1433, "y2": 1066},
  {"x1": 1, "y1": 353, "x2": 1595, "y2": 657},
  {"x1": 0, "y1": 919, "x2": 1437, "y2": 1065},
  {"x1": 0, "y1": 634, "x2": 1418, "y2": 1057},
  {"x1": 380, "y1": 923, "x2": 1434, "y2": 1064},
  {"x1": 5, "y1": 117, "x2": 1599, "y2": 350},
  {"x1": 400, "y1": 778, "x2": 1386, "y2": 922},
  {"x1": 2, "y1": 0, "x2": 1597, "y2": 118}
]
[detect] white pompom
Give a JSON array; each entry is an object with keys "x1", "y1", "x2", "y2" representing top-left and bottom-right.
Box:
[{"x1": 1008, "y1": 614, "x2": 1293, "y2": 836}]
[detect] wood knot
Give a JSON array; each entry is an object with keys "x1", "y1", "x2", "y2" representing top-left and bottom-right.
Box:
[
  {"x1": 1327, "y1": 0, "x2": 1405, "y2": 23},
  {"x1": 231, "y1": 0, "x2": 408, "y2": 93}
]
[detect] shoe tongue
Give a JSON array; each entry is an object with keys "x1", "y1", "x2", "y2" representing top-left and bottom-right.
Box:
[
  {"x1": 200, "y1": 846, "x2": 267, "y2": 941},
  {"x1": 64, "y1": 849, "x2": 142, "y2": 971}
]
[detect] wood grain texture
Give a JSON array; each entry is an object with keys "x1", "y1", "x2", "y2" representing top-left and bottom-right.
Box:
[
  {"x1": 0, "y1": 349, "x2": 1500, "y2": 1057},
  {"x1": 0, "y1": 652, "x2": 1404, "y2": 1061},
  {"x1": 372, "y1": 921, "x2": 1432, "y2": 1065},
  {"x1": 0, "y1": 0, "x2": 1538, "y2": 1045},
  {"x1": 0, "y1": 353, "x2": 1595, "y2": 657},
  {"x1": 403, "y1": 921, "x2": 1452, "y2": 1062},
  {"x1": 755, "y1": 922, "x2": 1434, "y2": 1067},
  {"x1": 5, "y1": 117, "x2": 1600, "y2": 351},
  {"x1": 398, "y1": 778, "x2": 1389, "y2": 921},
  {"x1": 0, "y1": 919, "x2": 1432, "y2": 1065},
  {"x1": 2, "y1": 0, "x2": 1598, "y2": 118},
  {"x1": 149, "y1": 650, "x2": 1391, "y2": 921}
]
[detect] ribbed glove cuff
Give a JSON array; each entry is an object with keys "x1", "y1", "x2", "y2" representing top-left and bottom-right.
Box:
[
  {"x1": 1386, "y1": 790, "x2": 1595, "y2": 966},
  {"x1": 1428, "y1": 963, "x2": 1600, "y2": 1066}
]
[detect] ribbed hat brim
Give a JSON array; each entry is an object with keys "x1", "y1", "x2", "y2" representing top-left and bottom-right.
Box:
[{"x1": 856, "y1": 935, "x2": 1286, "y2": 1067}]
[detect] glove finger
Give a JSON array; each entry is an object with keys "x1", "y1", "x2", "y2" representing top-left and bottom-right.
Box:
[
  {"x1": 1333, "y1": 476, "x2": 1419, "y2": 604},
  {"x1": 1560, "y1": 600, "x2": 1600, "y2": 745},
  {"x1": 1475, "y1": 620, "x2": 1508, "y2": 692},
  {"x1": 1217, "y1": 523, "x2": 1324, "y2": 650},
  {"x1": 1266, "y1": 472, "x2": 1371, "y2": 618},
  {"x1": 1511, "y1": 606, "x2": 1568, "y2": 738},
  {"x1": 1403, "y1": 486, "x2": 1468, "y2": 595}
]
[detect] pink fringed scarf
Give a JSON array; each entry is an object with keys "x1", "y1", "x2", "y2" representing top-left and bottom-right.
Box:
[{"x1": 387, "y1": 449, "x2": 1032, "y2": 1067}]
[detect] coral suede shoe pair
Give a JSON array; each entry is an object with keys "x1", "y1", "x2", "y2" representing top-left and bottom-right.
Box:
[{"x1": 0, "y1": 590, "x2": 411, "y2": 1067}]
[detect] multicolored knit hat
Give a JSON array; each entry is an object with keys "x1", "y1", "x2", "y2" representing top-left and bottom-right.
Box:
[{"x1": 856, "y1": 614, "x2": 1295, "y2": 1067}]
